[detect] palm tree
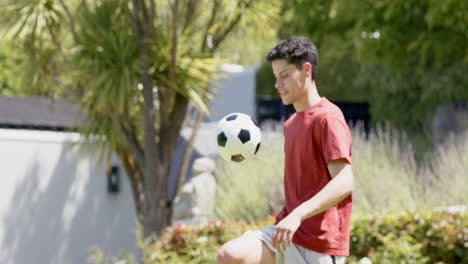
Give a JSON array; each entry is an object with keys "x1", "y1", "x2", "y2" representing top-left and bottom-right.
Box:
[{"x1": 0, "y1": 0, "x2": 280, "y2": 236}]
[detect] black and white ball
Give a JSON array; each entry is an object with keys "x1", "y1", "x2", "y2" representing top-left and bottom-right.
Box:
[{"x1": 216, "y1": 113, "x2": 262, "y2": 162}]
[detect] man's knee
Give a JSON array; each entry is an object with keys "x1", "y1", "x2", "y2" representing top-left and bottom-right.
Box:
[
  {"x1": 217, "y1": 241, "x2": 245, "y2": 264},
  {"x1": 217, "y1": 232, "x2": 275, "y2": 264}
]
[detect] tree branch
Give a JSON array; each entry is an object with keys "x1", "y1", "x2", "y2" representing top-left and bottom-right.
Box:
[
  {"x1": 173, "y1": 109, "x2": 204, "y2": 200},
  {"x1": 109, "y1": 109, "x2": 145, "y2": 169},
  {"x1": 158, "y1": 91, "x2": 188, "y2": 162},
  {"x1": 47, "y1": 23, "x2": 68, "y2": 62},
  {"x1": 212, "y1": 0, "x2": 254, "y2": 51},
  {"x1": 201, "y1": 0, "x2": 220, "y2": 52},
  {"x1": 169, "y1": 0, "x2": 179, "y2": 83},
  {"x1": 157, "y1": 92, "x2": 188, "y2": 214},
  {"x1": 148, "y1": 0, "x2": 156, "y2": 26},
  {"x1": 58, "y1": 0, "x2": 79, "y2": 44},
  {"x1": 131, "y1": 0, "x2": 143, "y2": 38},
  {"x1": 168, "y1": 93, "x2": 189, "y2": 152},
  {"x1": 81, "y1": 0, "x2": 89, "y2": 11},
  {"x1": 140, "y1": 0, "x2": 150, "y2": 28},
  {"x1": 183, "y1": 0, "x2": 200, "y2": 34},
  {"x1": 157, "y1": 0, "x2": 180, "y2": 127}
]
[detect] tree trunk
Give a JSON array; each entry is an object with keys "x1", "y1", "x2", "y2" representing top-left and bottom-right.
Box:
[
  {"x1": 130, "y1": 0, "x2": 254, "y2": 238},
  {"x1": 132, "y1": 0, "x2": 162, "y2": 238},
  {"x1": 155, "y1": 162, "x2": 172, "y2": 234},
  {"x1": 141, "y1": 72, "x2": 160, "y2": 238},
  {"x1": 173, "y1": 110, "x2": 205, "y2": 200}
]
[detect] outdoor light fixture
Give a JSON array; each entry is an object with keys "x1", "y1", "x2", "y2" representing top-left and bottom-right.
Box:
[{"x1": 107, "y1": 165, "x2": 120, "y2": 194}]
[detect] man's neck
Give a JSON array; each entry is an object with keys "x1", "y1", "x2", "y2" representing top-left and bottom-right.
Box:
[{"x1": 294, "y1": 81, "x2": 321, "y2": 112}]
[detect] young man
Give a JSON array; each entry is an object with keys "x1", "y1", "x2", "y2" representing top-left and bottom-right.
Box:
[{"x1": 217, "y1": 36, "x2": 354, "y2": 264}]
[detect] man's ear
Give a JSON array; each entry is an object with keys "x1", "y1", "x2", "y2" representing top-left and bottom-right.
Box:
[{"x1": 303, "y1": 62, "x2": 312, "y2": 76}]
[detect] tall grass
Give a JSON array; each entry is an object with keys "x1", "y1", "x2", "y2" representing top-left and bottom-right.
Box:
[
  {"x1": 426, "y1": 131, "x2": 468, "y2": 206},
  {"x1": 214, "y1": 131, "x2": 284, "y2": 221},
  {"x1": 214, "y1": 125, "x2": 468, "y2": 220},
  {"x1": 353, "y1": 124, "x2": 430, "y2": 213}
]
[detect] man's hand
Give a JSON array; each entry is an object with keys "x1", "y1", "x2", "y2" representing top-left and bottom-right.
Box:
[{"x1": 272, "y1": 210, "x2": 302, "y2": 251}]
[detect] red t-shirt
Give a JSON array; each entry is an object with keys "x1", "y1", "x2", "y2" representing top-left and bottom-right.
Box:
[{"x1": 275, "y1": 97, "x2": 353, "y2": 256}]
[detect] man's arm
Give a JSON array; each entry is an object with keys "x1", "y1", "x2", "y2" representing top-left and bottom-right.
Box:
[
  {"x1": 292, "y1": 158, "x2": 354, "y2": 221},
  {"x1": 272, "y1": 158, "x2": 354, "y2": 251}
]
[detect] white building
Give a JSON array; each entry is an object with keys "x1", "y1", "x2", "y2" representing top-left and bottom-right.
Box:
[
  {"x1": 208, "y1": 64, "x2": 258, "y2": 122},
  {"x1": 0, "y1": 96, "x2": 138, "y2": 264},
  {"x1": 0, "y1": 64, "x2": 258, "y2": 263}
]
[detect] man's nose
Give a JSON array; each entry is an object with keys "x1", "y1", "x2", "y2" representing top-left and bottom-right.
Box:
[{"x1": 275, "y1": 79, "x2": 283, "y2": 89}]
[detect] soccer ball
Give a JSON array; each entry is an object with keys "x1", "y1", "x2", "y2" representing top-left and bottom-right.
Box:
[{"x1": 216, "y1": 113, "x2": 262, "y2": 162}]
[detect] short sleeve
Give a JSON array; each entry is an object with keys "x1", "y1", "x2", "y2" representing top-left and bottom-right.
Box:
[{"x1": 319, "y1": 115, "x2": 352, "y2": 165}]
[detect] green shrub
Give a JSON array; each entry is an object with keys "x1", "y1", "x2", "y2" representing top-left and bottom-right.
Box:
[
  {"x1": 91, "y1": 209, "x2": 467, "y2": 264},
  {"x1": 136, "y1": 217, "x2": 275, "y2": 264},
  {"x1": 349, "y1": 209, "x2": 468, "y2": 264}
]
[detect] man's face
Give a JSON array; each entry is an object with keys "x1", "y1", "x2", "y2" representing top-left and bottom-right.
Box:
[{"x1": 271, "y1": 59, "x2": 308, "y2": 105}]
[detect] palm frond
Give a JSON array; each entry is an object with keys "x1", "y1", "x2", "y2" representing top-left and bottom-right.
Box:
[{"x1": 0, "y1": 0, "x2": 63, "y2": 41}]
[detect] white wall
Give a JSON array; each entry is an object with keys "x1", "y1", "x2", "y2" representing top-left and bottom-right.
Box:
[
  {"x1": 0, "y1": 129, "x2": 138, "y2": 264},
  {"x1": 208, "y1": 65, "x2": 259, "y2": 122}
]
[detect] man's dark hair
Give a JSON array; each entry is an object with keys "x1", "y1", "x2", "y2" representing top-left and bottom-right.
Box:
[{"x1": 267, "y1": 36, "x2": 319, "y2": 80}]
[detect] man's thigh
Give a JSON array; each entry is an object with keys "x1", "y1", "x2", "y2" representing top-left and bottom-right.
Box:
[{"x1": 218, "y1": 232, "x2": 275, "y2": 264}]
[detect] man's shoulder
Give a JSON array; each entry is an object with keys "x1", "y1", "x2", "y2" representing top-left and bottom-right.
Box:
[
  {"x1": 284, "y1": 112, "x2": 297, "y2": 127},
  {"x1": 311, "y1": 99, "x2": 346, "y2": 122},
  {"x1": 319, "y1": 98, "x2": 344, "y2": 115}
]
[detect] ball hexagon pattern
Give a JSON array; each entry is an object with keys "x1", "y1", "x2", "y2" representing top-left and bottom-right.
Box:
[{"x1": 216, "y1": 113, "x2": 261, "y2": 162}]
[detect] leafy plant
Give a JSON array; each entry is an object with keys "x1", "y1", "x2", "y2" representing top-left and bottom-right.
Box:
[{"x1": 90, "y1": 209, "x2": 467, "y2": 263}]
